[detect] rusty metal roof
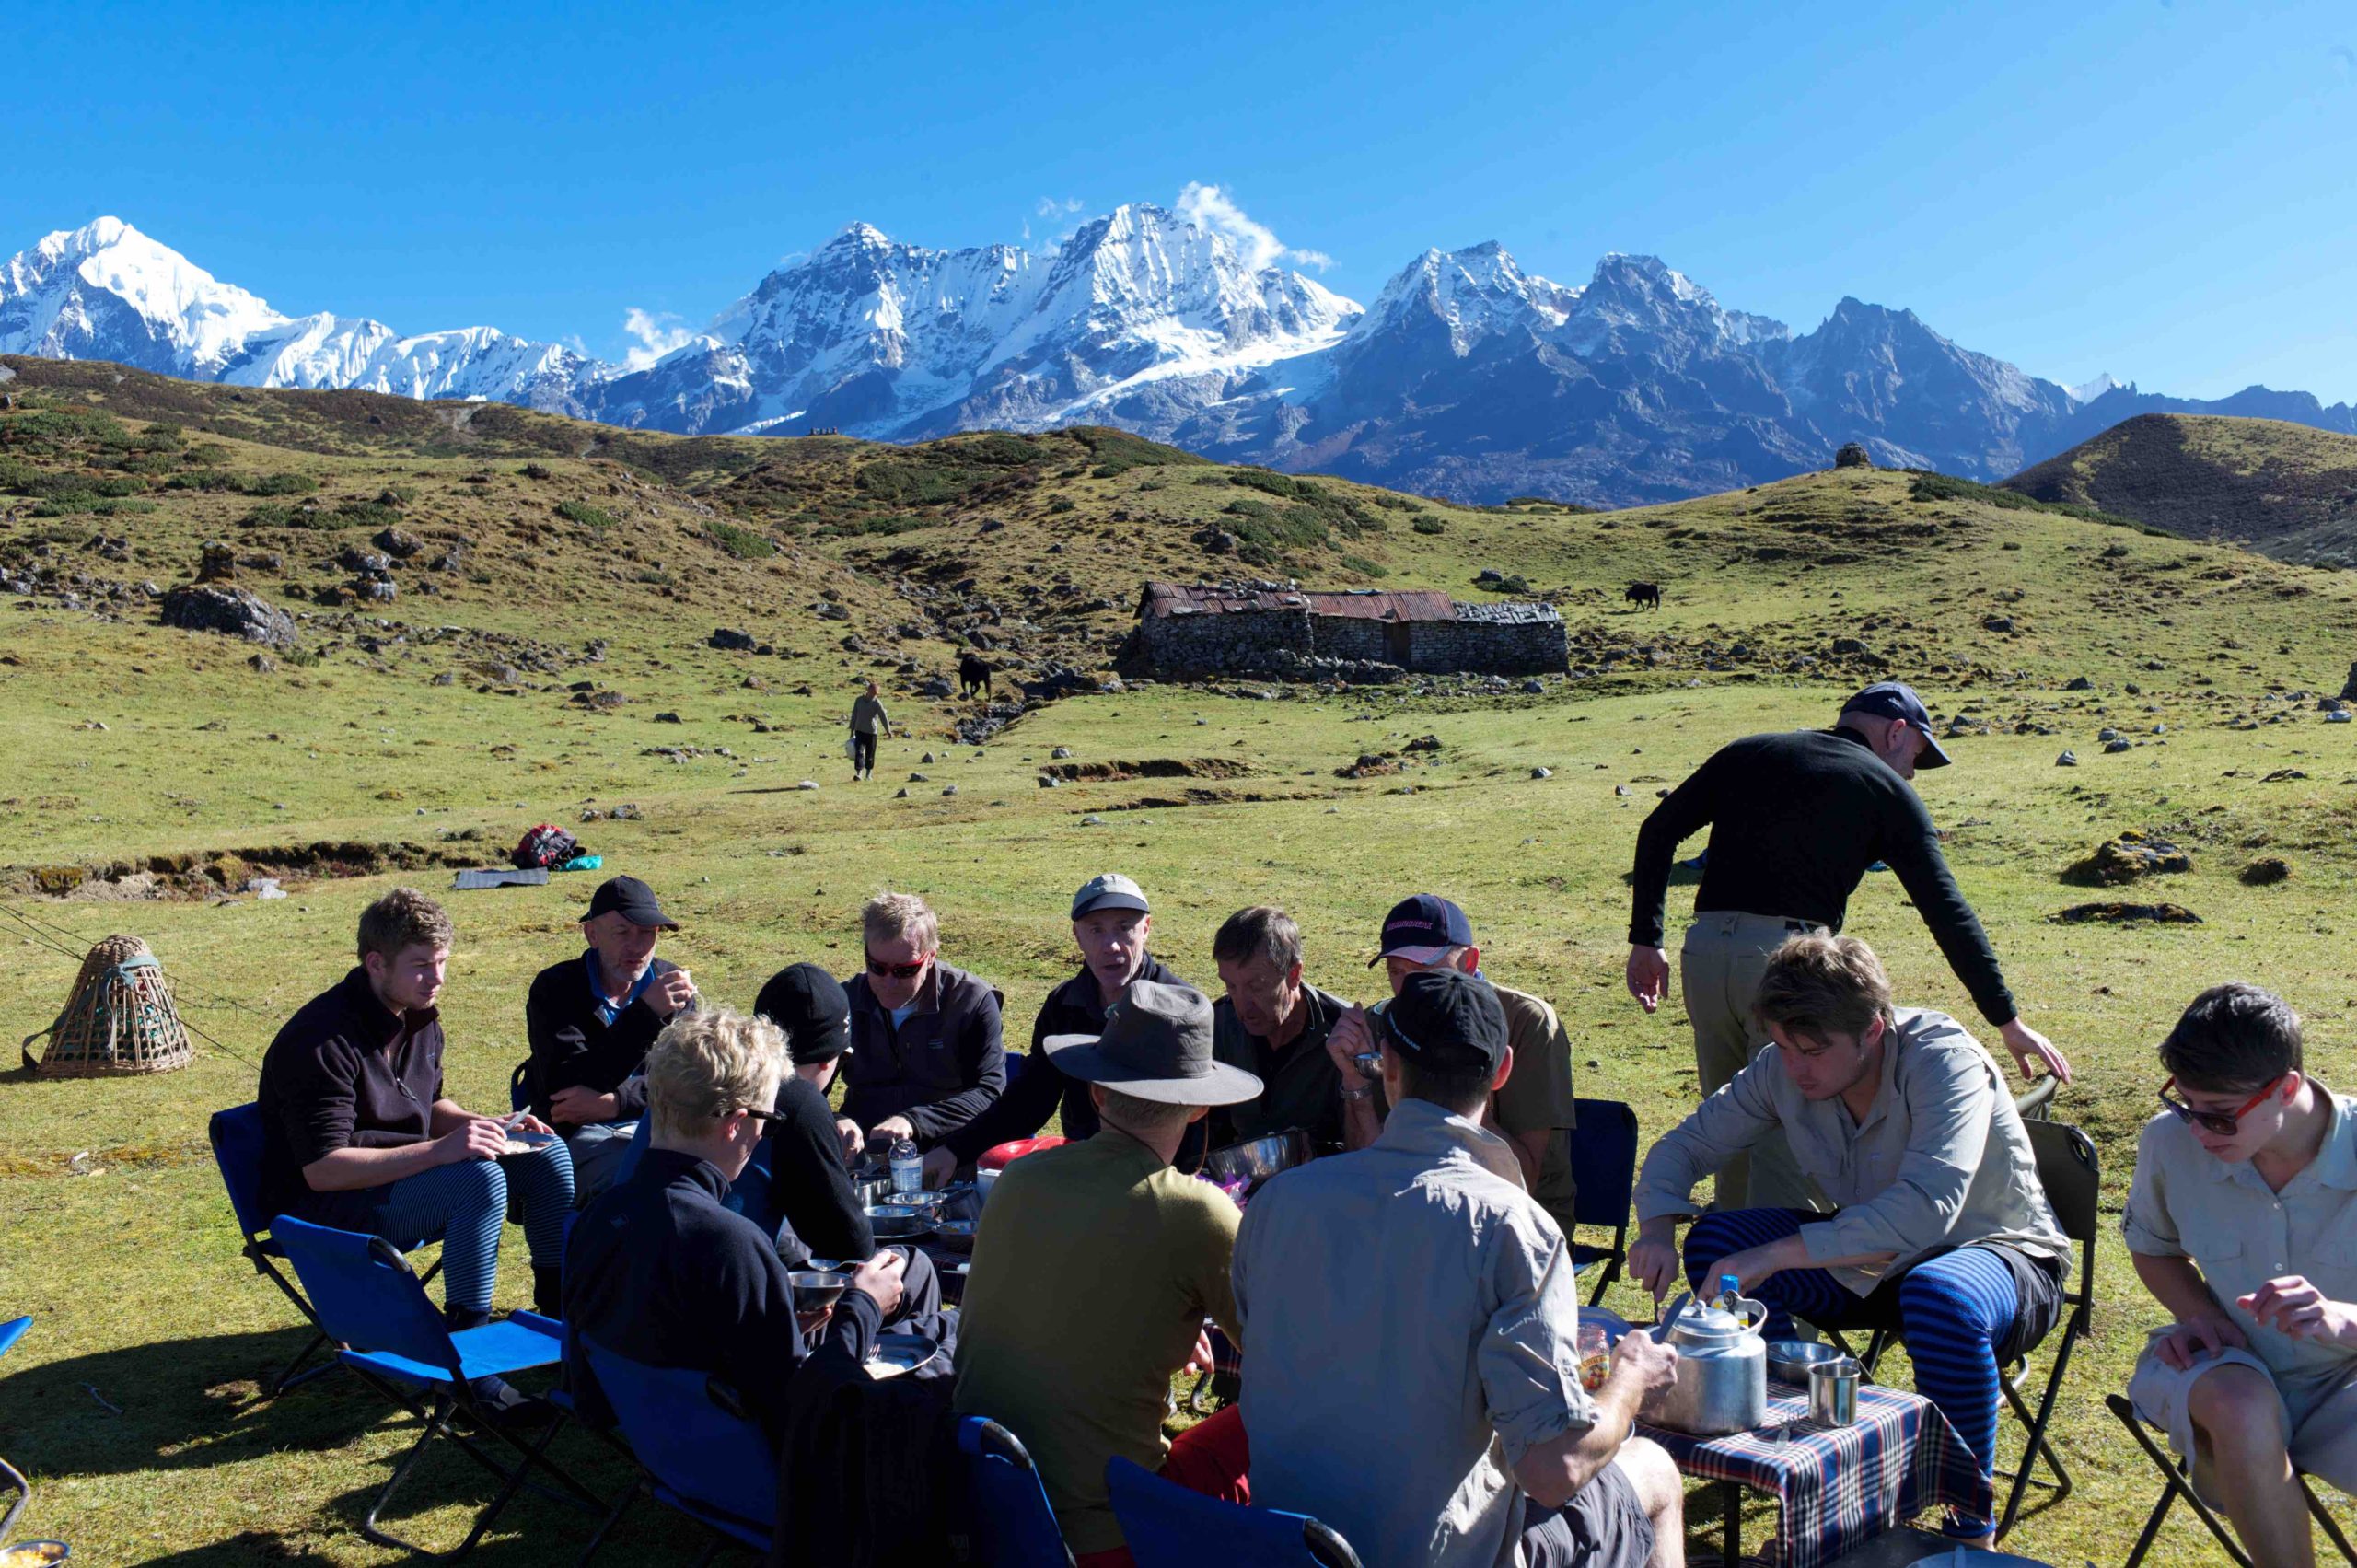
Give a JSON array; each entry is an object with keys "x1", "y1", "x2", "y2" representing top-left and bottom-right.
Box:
[{"x1": 1140, "y1": 582, "x2": 1457, "y2": 622}]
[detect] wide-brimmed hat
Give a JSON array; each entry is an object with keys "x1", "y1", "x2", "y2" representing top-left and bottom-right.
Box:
[{"x1": 1043, "y1": 979, "x2": 1263, "y2": 1107}]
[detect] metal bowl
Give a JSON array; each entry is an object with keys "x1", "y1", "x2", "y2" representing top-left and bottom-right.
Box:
[
  {"x1": 1766, "y1": 1340, "x2": 1844, "y2": 1385},
  {"x1": 853, "y1": 1177, "x2": 895, "y2": 1207},
  {"x1": 785, "y1": 1271, "x2": 849, "y2": 1313},
  {"x1": 1202, "y1": 1129, "x2": 1314, "y2": 1188},
  {"x1": 932, "y1": 1217, "x2": 979, "y2": 1253},
  {"x1": 865, "y1": 1203, "x2": 935, "y2": 1239}
]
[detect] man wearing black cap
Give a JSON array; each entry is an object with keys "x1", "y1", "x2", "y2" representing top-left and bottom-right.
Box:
[
  {"x1": 1236, "y1": 970, "x2": 1684, "y2": 1568},
  {"x1": 920, "y1": 873, "x2": 1194, "y2": 1189},
  {"x1": 1329, "y1": 892, "x2": 1581, "y2": 1237},
  {"x1": 956, "y1": 980, "x2": 1261, "y2": 1564},
  {"x1": 1624, "y1": 681, "x2": 2071, "y2": 1210},
  {"x1": 522, "y1": 875, "x2": 698, "y2": 1204},
  {"x1": 743, "y1": 962, "x2": 876, "y2": 1263}
]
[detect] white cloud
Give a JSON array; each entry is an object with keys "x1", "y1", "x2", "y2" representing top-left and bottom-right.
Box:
[
  {"x1": 1036, "y1": 195, "x2": 1086, "y2": 218},
  {"x1": 620, "y1": 307, "x2": 696, "y2": 372},
  {"x1": 1174, "y1": 181, "x2": 1333, "y2": 272}
]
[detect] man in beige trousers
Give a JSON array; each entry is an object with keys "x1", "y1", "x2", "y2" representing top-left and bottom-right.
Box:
[{"x1": 1624, "y1": 681, "x2": 2071, "y2": 1210}]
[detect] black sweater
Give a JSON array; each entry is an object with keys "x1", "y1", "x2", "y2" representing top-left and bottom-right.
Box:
[
  {"x1": 1628, "y1": 726, "x2": 2015, "y2": 1024},
  {"x1": 767, "y1": 1074, "x2": 874, "y2": 1260},
  {"x1": 838, "y1": 960, "x2": 1005, "y2": 1144},
  {"x1": 939, "y1": 956, "x2": 1188, "y2": 1165},
  {"x1": 563, "y1": 1148, "x2": 881, "y2": 1445},
  {"x1": 523, "y1": 953, "x2": 691, "y2": 1121}
]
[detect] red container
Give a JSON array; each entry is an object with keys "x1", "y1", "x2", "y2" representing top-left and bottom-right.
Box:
[{"x1": 978, "y1": 1135, "x2": 1067, "y2": 1171}]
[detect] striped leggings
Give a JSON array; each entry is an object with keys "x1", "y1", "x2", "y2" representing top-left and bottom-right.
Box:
[
  {"x1": 1684, "y1": 1207, "x2": 2020, "y2": 1515},
  {"x1": 370, "y1": 1142, "x2": 575, "y2": 1315}
]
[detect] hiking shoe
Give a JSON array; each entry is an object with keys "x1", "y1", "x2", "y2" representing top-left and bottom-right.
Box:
[{"x1": 465, "y1": 1374, "x2": 557, "y2": 1428}]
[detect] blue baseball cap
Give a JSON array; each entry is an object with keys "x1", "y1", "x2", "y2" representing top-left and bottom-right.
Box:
[
  {"x1": 1841, "y1": 681, "x2": 1951, "y2": 769},
  {"x1": 1370, "y1": 893, "x2": 1477, "y2": 967}
]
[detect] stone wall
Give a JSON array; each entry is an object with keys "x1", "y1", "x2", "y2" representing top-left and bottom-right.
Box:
[
  {"x1": 1139, "y1": 594, "x2": 1564, "y2": 679},
  {"x1": 1138, "y1": 604, "x2": 1313, "y2": 673}
]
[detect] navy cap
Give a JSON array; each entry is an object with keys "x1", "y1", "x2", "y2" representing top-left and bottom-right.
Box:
[
  {"x1": 586, "y1": 875, "x2": 679, "y2": 929},
  {"x1": 754, "y1": 962, "x2": 852, "y2": 1064},
  {"x1": 1369, "y1": 893, "x2": 1478, "y2": 967},
  {"x1": 1380, "y1": 970, "x2": 1509, "y2": 1077},
  {"x1": 1840, "y1": 680, "x2": 1952, "y2": 769}
]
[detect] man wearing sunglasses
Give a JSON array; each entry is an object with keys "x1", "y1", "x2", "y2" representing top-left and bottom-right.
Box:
[
  {"x1": 836, "y1": 890, "x2": 1006, "y2": 1161},
  {"x1": 2124, "y1": 982, "x2": 2357, "y2": 1568}
]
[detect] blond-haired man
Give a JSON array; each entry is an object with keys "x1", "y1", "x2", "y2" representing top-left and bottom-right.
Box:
[
  {"x1": 836, "y1": 891, "x2": 1004, "y2": 1158},
  {"x1": 1629, "y1": 934, "x2": 2065, "y2": 1545},
  {"x1": 563, "y1": 1005, "x2": 909, "y2": 1444}
]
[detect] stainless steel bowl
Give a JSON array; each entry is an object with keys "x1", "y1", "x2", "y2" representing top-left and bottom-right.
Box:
[
  {"x1": 853, "y1": 1178, "x2": 894, "y2": 1207},
  {"x1": 1202, "y1": 1129, "x2": 1314, "y2": 1188},
  {"x1": 785, "y1": 1271, "x2": 848, "y2": 1312},
  {"x1": 1766, "y1": 1340, "x2": 1843, "y2": 1385},
  {"x1": 932, "y1": 1217, "x2": 979, "y2": 1253},
  {"x1": 865, "y1": 1203, "x2": 934, "y2": 1239}
]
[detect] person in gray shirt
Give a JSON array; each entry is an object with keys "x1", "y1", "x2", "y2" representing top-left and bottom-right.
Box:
[
  {"x1": 1629, "y1": 934, "x2": 2065, "y2": 1547},
  {"x1": 847, "y1": 679, "x2": 892, "y2": 781}
]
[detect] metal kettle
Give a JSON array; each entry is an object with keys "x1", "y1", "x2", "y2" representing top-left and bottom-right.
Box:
[{"x1": 1639, "y1": 1287, "x2": 1770, "y2": 1434}]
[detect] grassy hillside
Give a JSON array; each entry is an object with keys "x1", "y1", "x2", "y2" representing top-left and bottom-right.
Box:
[
  {"x1": 5, "y1": 361, "x2": 2357, "y2": 1563},
  {"x1": 2005, "y1": 412, "x2": 2357, "y2": 567}
]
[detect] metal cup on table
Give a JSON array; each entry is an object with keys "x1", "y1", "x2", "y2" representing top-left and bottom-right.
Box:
[{"x1": 1807, "y1": 1354, "x2": 1861, "y2": 1427}]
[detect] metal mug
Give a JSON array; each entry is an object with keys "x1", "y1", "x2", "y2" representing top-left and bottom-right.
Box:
[{"x1": 1808, "y1": 1355, "x2": 1861, "y2": 1427}]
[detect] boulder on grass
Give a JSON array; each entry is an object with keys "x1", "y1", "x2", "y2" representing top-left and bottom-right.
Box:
[{"x1": 160, "y1": 583, "x2": 300, "y2": 650}]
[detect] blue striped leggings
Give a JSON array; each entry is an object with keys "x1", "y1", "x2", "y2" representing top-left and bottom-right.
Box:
[
  {"x1": 1684, "y1": 1208, "x2": 2019, "y2": 1512},
  {"x1": 369, "y1": 1142, "x2": 575, "y2": 1315}
]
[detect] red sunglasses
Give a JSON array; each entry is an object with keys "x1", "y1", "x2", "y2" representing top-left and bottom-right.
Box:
[
  {"x1": 2158, "y1": 1074, "x2": 2285, "y2": 1137},
  {"x1": 865, "y1": 951, "x2": 930, "y2": 980}
]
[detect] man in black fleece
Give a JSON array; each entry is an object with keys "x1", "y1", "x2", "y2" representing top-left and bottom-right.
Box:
[
  {"x1": 747, "y1": 962, "x2": 877, "y2": 1262},
  {"x1": 523, "y1": 875, "x2": 697, "y2": 1204},
  {"x1": 922, "y1": 874, "x2": 1191, "y2": 1186},
  {"x1": 564, "y1": 1005, "x2": 905, "y2": 1446}
]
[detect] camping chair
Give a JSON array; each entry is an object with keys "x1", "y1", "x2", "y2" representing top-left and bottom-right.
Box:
[
  {"x1": 2106, "y1": 1392, "x2": 2357, "y2": 1566},
  {"x1": 509, "y1": 1061, "x2": 532, "y2": 1115},
  {"x1": 1, "y1": 1316, "x2": 30, "y2": 1545},
  {"x1": 572, "y1": 1338, "x2": 775, "y2": 1562},
  {"x1": 956, "y1": 1417, "x2": 1073, "y2": 1567},
  {"x1": 271, "y1": 1215, "x2": 598, "y2": 1558},
  {"x1": 1569, "y1": 1098, "x2": 1639, "y2": 1305},
  {"x1": 209, "y1": 1102, "x2": 443, "y2": 1397},
  {"x1": 1829, "y1": 1119, "x2": 2098, "y2": 1541},
  {"x1": 1106, "y1": 1456, "x2": 1364, "y2": 1568}
]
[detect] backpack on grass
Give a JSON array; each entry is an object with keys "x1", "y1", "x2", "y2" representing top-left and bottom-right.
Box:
[{"x1": 512, "y1": 824, "x2": 580, "y2": 870}]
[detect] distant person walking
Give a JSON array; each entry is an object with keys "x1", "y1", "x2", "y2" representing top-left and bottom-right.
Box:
[
  {"x1": 848, "y1": 679, "x2": 892, "y2": 781},
  {"x1": 1624, "y1": 680, "x2": 2071, "y2": 1211}
]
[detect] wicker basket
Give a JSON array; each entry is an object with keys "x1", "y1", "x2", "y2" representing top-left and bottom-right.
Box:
[{"x1": 21, "y1": 934, "x2": 193, "y2": 1077}]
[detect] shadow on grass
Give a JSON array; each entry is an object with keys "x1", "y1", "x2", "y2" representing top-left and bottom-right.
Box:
[{"x1": 5, "y1": 1325, "x2": 700, "y2": 1562}]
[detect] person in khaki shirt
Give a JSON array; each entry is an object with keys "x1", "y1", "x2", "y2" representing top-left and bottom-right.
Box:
[
  {"x1": 2123, "y1": 982, "x2": 2357, "y2": 1568},
  {"x1": 1628, "y1": 935, "x2": 2064, "y2": 1548},
  {"x1": 953, "y1": 981, "x2": 1260, "y2": 1567},
  {"x1": 1329, "y1": 893, "x2": 1580, "y2": 1236}
]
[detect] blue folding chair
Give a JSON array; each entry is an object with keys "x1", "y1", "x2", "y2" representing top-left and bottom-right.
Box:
[
  {"x1": 1568, "y1": 1098, "x2": 1638, "y2": 1305},
  {"x1": 1, "y1": 1316, "x2": 30, "y2": 1546},
  {"x1": 957, "y1": 1417, "x2": 1072, "y2": 1567},
  {"x1": 272, "y1": 1215, "x2": 598, "y2": 1558},
  {"x1": 208, "y1": 1102, "x2": 447, "y2": 1397},
  {"x1": 1106, "y1": 1457, "x2": 1363, "y2": 1568},
  {"x1": 509, "y1": 1061, "x2": 533, "y2": 1115},
  {"x1": 571, "y1": 1337, "x2": 777, "y2": 1562}
]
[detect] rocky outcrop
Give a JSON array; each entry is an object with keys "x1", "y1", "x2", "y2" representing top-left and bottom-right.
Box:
[{"x1": 159, "y1": 584, "x2": 299, "y2": 649}]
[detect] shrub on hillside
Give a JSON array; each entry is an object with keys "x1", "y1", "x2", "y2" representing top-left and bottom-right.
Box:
[
  {"x1": 1048, "y1": 497, "x2": 1076, "y2": 514},
  {"x1": 1412, "y1": 516, "x2": 1446, "y2": 536},
  {"x1": 1339, "y1": 553, "x2": 1388, "y2": 578},
  {"x1": 705, "y1": 520, "x2": 776, "y2": 559},
  {"x1": 555, "y1": 498, "x2": 618, "y2": 532},
  {"x1": 243, "y1": 472, "x2": 319, "y2": 496}
]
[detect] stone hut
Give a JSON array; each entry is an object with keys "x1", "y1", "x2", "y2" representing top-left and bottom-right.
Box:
[{"x1": 1136, "y1": 580, "x2": 1565, "y2": 679}]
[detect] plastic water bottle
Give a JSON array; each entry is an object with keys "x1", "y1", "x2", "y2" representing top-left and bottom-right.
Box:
[
  {"x1": 1717, "y1": 1272, "x2": 1743, "y2": 1313},
  {"x1": 889, "y1": 1136, "x2": 922, "y2": 1196}
]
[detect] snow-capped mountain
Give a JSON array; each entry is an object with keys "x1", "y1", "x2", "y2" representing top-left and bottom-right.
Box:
[
  {"x1": 6, "y1": 212, "x2": 2353, "y2": 505},
  {"x1": 0, "y1": 218, "x2": 598, "y2": 412}
]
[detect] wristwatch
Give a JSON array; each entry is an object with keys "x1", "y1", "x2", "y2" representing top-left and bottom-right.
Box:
[{"x1": 1339, "y1": 1080, "x2": 1378, "y2": 1103}]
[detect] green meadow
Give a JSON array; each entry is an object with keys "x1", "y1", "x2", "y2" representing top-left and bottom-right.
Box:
[{"x1": 3, "y1": 359, "x2": 2355, "y2": 1562}]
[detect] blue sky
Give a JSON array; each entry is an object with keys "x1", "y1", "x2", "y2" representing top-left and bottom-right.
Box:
[{"x1": 13, "y1": 0, "x2": 2355, "y2": 399}]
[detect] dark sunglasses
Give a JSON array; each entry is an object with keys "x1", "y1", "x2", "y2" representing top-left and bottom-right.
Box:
[
  {"x1": 2158, "y1": 1074, "x2": 2285, "y2": 1137},
  {"x1": 865, "y1": 951, "x2": 930, "y2": 980}
]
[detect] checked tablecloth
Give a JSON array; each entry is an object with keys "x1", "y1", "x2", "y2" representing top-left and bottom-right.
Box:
[{"x1": 1637, "y1": 1380, "x2": 1994, "y2": 1568}]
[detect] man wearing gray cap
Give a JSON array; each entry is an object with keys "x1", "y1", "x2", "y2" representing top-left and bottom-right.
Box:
[
  {"x1": 1624, "y1": 680, "x2": 2071, "y2": 1210},
  {"x1": 955, "y1": 980, "x2": 1261, "y2": 1562},
  {"x1": 922, "y1": 873, "x2": 1192, "y2": 1187}
]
